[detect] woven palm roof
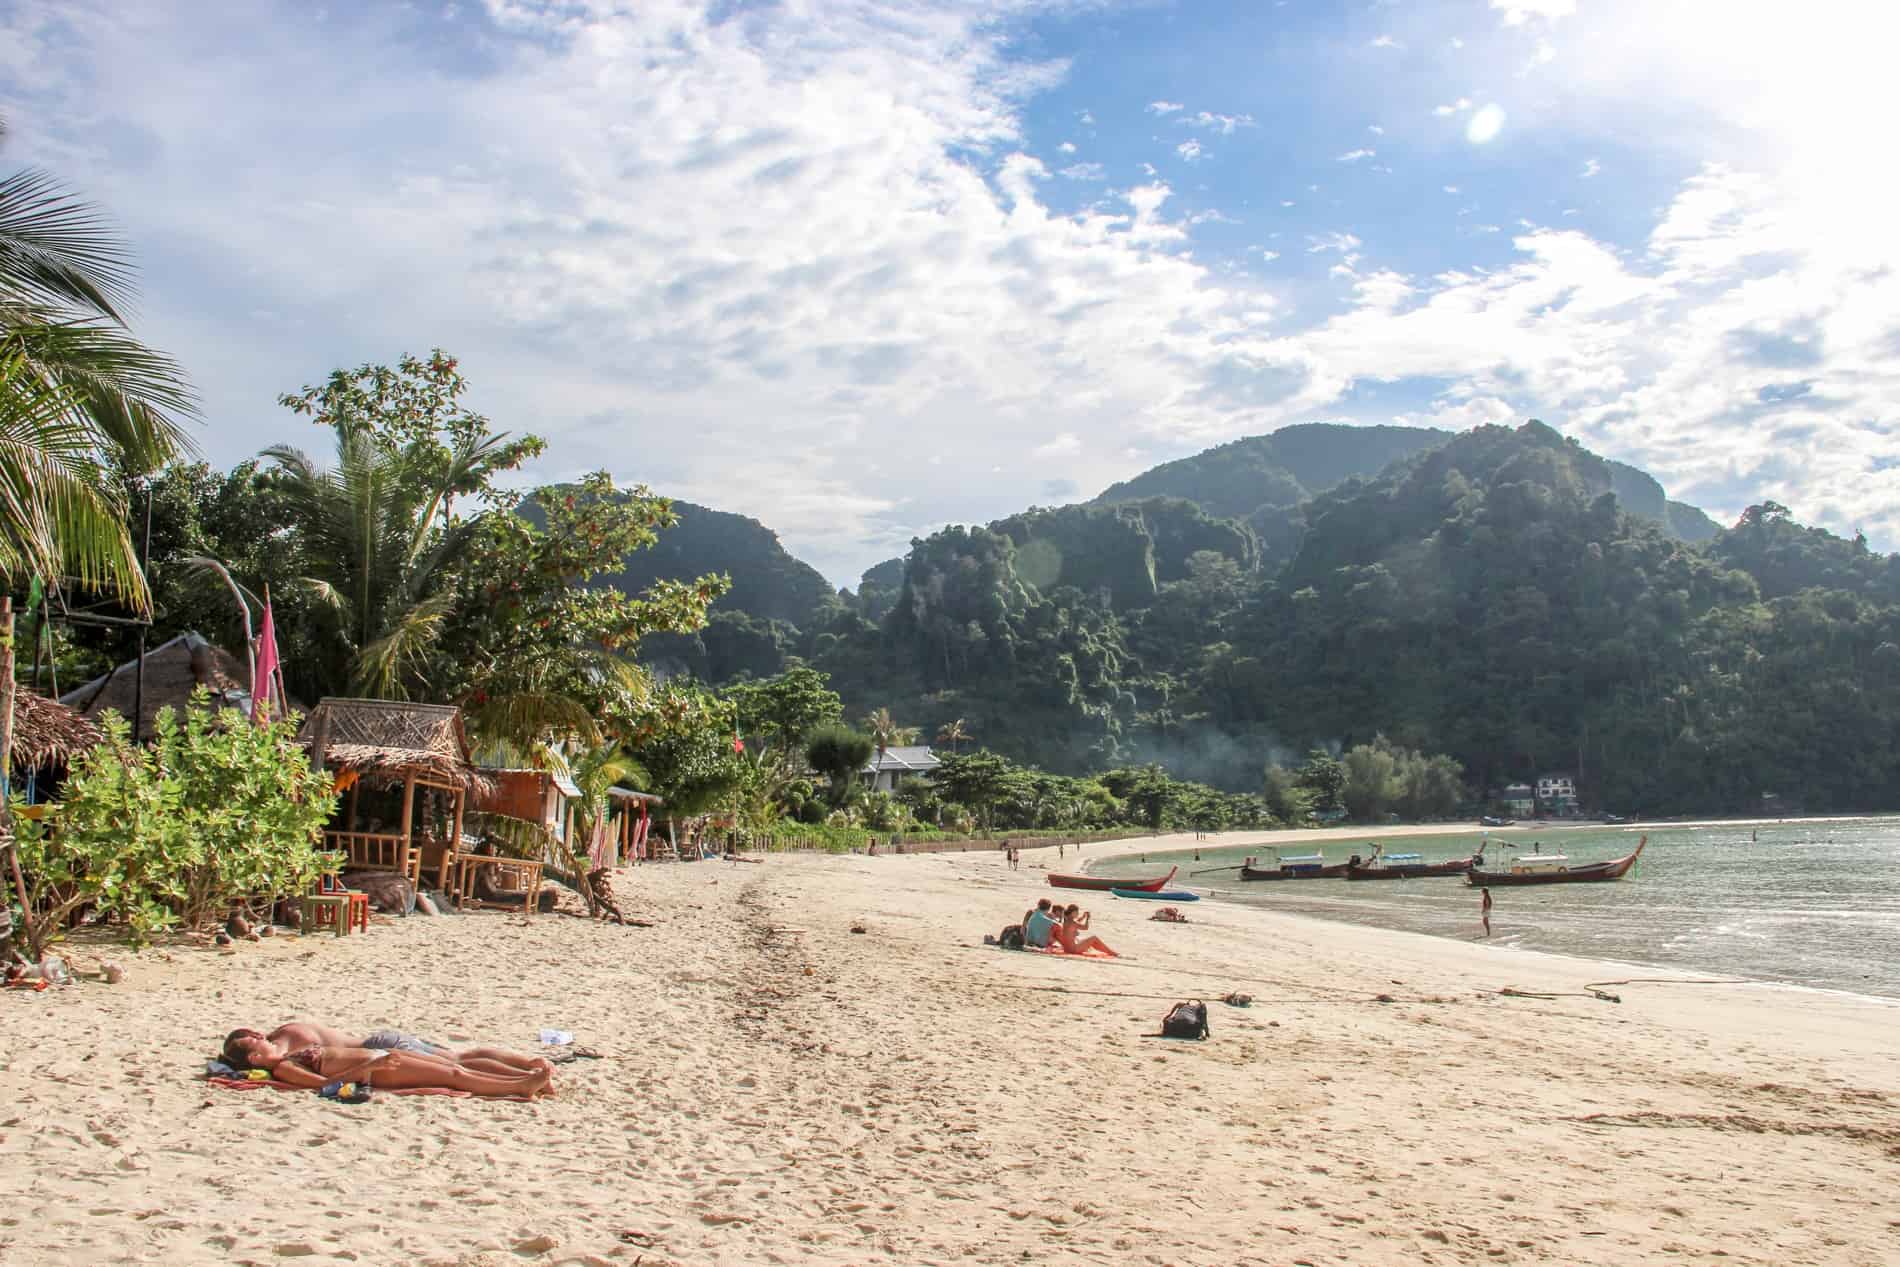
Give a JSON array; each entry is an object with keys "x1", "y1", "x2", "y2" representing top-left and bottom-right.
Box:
[
  {"x1": 60, "y1": 632, "x2": 273, "y2": 737},
  {"x1": 298, "y1": 697, "x2": 492, "y2": 795},
  {"x1": 8, "y1": 689, "x2": 103, "y2": 771}
]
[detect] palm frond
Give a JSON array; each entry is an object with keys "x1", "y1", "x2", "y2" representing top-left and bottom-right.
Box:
[
  {"x1": 0, "y1": 168, "x2": 136, "y2": 319},
  {"x1": 352, "y1": 589, "x2": 454, "y2": 699}
]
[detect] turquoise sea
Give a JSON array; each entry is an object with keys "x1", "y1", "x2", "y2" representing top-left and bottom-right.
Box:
[{"x1": 1092, "y1": 818, "x2": 1900, "y2": 1000}]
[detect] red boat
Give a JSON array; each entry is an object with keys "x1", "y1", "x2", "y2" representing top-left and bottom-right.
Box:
[
  {"x1": 1466, "y1": 836, "x2": 1646, "y2": 887},
  {"x1": 1049, "y1": 866, "x2": 1177, "y2": 892}
]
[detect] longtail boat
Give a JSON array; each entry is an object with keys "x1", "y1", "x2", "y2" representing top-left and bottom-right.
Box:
[
  {"x1": 1111, "y1": 888, "x2": 1201, "y2": 901},
  {"x1": 1345, "y1": 855, "x2": 1476, "y2": 881},
  {"x1": 1466, "y1": 836, "x2": 1646, "y2": 887},
  {"x1": 1239, "y1": 852, "x2": 1350, "y2": 881},
  {"x1": 1049, "y1": 866, "x2": 1177, "y2": 892}
]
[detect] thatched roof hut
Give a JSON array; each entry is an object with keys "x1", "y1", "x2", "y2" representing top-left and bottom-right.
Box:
[
  {"x1": 298, "y1": 698, "x2": 491, "y2": 796},
  {"x1": 60, "y1": 632, "x2": 255, "y2": 737},
  {"x1": 8, "y1": 689, "x2": 104, "y2": 772}
]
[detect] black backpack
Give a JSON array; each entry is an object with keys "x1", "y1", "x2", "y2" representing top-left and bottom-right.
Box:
[
  {"x1": 1161, "y1": 999, "x2": 1209, "y2": 1040},
  {"x1": 998, "y1": 924, "x2": 1025, "y2": 949}
]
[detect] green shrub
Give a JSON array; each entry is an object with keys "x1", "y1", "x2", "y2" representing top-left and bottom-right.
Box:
[{"x1": 14, "y1": 694, "x2": 338, "y2": 954}]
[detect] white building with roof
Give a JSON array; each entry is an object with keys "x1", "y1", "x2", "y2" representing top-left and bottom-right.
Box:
[{"x1": 862, "y1": 744, "x2": 941, "y2": 794}]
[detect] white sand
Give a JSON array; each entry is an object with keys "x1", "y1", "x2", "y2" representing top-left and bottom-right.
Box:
[{"x1": 2, "y1": 830, "x2": 1896, "y2": 1266}]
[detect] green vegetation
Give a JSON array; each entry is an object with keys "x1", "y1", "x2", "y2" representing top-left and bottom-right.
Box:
[{"x1": 13, "y1": 700, "x2": 337, "y2": 955}]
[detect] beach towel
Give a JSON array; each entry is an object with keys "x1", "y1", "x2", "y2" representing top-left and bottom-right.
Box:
[
  {"x1": 204, "y1": 1074, "x2": 469, "y2": 1097},
  {"x1": 1017, "y1": 944, "x2": 1117, "y2": 960},
  {"x1": 202, "y1": 1059, "x2": 470, "y2": 1098}
]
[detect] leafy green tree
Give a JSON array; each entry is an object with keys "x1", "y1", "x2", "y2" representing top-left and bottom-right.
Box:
[
  {"x1": 931, "y1": 749, "x2": 1024, "y2": 833},
  {"x1": 12, "y1": 699, "x2": 337, "y2": 955},
  {"x1": 1262, "y1": 763, "x2": 1315, "y2": 824},
  {"x1": 1295, "y1": 749, "x2": 1346, "y2": 813},
  {"x1": 263, "y1": 352, "x2": 542, "y2": 698},
  {"x1": 727, "y1": 666, "x2": 843, "y2": 756},
  {"x1": 935, "y1": 716, "x2": 972, "y2": 754},
  {"x1": 803, "y1": 722, "x2": 874, "y2": 806}
]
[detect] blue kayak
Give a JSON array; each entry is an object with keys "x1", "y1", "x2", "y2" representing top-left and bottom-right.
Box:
[{"x1": 1111, "y1": 888, "x2": 1200, "y2": 901}]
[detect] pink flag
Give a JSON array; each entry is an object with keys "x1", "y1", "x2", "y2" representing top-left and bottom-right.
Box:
[{"x1": 252, "y1": 596, "x2": 280, "y2": 724}]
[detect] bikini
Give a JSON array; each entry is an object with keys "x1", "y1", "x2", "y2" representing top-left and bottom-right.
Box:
[{"x1": 286, "y1": 1045, "x2": 388, "y2": 1074}]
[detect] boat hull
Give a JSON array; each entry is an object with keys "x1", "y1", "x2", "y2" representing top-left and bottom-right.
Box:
[
  {"x1": 1467, "y1": 837, "x2": 1645, "y2": 887},
  {"x1": 1345, "y1": 860, "x2": 1474, "y2": 881},
  {"x1": 1239, "y1": 862, "x2": 1350, "y2": 881},
  {"x1": 1111, "y1": 888, "x2": 1200, "y2": 901},
  {"x1": 1050, "y1": 866, "x2": 1177, "y2": 892}
]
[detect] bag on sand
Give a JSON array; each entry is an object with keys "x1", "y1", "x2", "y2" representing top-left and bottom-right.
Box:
[
  {"x1": 998, "y1": 924, "x2": 1025, "y2": 949},
  {"x1": 1161, "y1": 999, "x2": 1209, "y2": 1040}
]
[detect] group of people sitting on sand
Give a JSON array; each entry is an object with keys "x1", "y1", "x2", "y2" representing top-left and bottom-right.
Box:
[
  {"x1": 1020, "y1": 897, "x2": 1118, "y2": 957},
  {"x1": 221, "y1": 1020, "x2": 555, "y2": 1099}
]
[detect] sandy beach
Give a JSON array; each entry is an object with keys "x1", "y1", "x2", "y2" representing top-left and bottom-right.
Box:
[{"x1": 3, "y1": 829, "x2": 1897, "y2": 1266}]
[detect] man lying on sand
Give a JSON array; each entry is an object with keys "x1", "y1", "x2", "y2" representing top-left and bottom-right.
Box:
[{"x1": 223, "y1": 1021, "x2": 544, "y2": 1079}]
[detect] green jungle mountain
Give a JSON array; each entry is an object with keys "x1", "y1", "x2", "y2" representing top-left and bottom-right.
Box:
[{"x1": 622, "y1": 421, "x2": 1900, "y2": 816}]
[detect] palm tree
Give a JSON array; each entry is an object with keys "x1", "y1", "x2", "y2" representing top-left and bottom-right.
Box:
[
  {"x1": 936, "y1": 716, "x2": 971, "y2": 754},
  {"x1": 0, "y1": 120, "x2": 195, "y2": 605},
  {"x1": 263, "y1": 419, "x2": 518, "y2": 699},
  {"x1": 863, "y1": 706, "x2": 920, "y2": 791}
]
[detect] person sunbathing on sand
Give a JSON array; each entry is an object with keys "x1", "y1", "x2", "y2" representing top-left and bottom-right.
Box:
[
  {"x1": 1055, "y1": 903, "x2": 1117, "y2": 957},
  {"x1": 223, "y1": 1038, "x2": 553, "y2": 1099},
  {"x1": 224, "y1": 1022, "x2": 544, "y2": 1079}
]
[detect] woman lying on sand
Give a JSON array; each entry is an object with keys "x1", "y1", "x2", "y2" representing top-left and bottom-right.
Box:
[
  {"x1": 223, "y1": 1039, "x2": 553, "y2": 1099},
  {"x1": 224, "y1": 1021, "x2": 543, "y2": 1079}
]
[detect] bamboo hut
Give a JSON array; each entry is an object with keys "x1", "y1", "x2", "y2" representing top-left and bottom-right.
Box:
[
  {"x1": 298, "y1": 698, "x2": 493, "y2": 891},
  {"x1": 7, "y1": 690, "x2": 104, "y2": 804},
  {"x1": 60, "y1": 632, "x2": 259, "y2": 738}
]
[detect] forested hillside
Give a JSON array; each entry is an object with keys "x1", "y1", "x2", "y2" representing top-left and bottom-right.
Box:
[{"x1": 615, "y1": 421, "x2": 1900, "y2": 815}]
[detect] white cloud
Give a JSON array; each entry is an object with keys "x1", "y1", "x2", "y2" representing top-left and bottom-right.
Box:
[
  {"x1": 11, "y1": 0, "x2": 1900, "y2": 573},
  {"x1": 1492, "y1": 0, "x2": 1577, "y2": 24},
  {"x1": 1370, "y1": 35, "x2": 1401, "y2": 49},
  {"x1": 1443, "y1": 185, "x2": 1461, "y2": 194},
  {"x1": 1058, "y1": 162, "x2": 1105, "y2": 181},
  {"x1": 1058, "y1": 141, "x2": 1076, "y2": 154},
  {"x1": 1032, "y1": 432, "x2": 1082, "y2": 458},
  {"x1": 1367, "y1": 125, "x2": 1384, "y2": 136},
  {"x1": 1147, "y1": 100, "x2": 1183, "y2": 115},
  {"x1": 1188, "y1": 208, "x2": 1239, "y2": 226},
  {"x1": 1580, "y1": 157, "x2": 1601, "y2": 178},
  {"x1": 1176, "y1": 139, "x2": 1204, "y2": 162},
  {"x1": 1434, "y1": 97, "x2": 1473, "y2": 116},
  {"x1": 1336, "y1": 149, "x2": 1375, "y2": 163},
  {"x1": 1180, "y1": 111, "x2": 1255, "y2": 135},
  {"x1": 1466, "y1": 103, "x2": 1507, "y2": 143},
  {"x1": 1078, "y1": 109, "x2": 1096, "y2": 125}
]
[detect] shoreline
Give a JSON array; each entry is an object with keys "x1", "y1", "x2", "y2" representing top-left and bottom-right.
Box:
[{"x1": 3, "y1": 840, "x2": 1896, "y2": 1265}]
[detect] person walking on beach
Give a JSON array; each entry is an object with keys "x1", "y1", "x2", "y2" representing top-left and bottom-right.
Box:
[{"x1": 1480, "y1": 887, "x2": 1493, "y2": 938}]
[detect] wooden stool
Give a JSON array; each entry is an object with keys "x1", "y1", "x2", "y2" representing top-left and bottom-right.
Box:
[{"x1": 301, "y1": 893, "x2": 367, "y2": 937}]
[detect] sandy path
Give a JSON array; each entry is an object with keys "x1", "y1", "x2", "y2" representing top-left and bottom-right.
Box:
[{"x1": 1, "y1": 834, "x2": 1896, "y2": 1265}]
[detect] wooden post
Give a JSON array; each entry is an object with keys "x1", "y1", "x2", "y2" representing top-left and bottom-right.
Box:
[
  {"x1": 399, "y1": 772, "x2": 417, "y2": 885},
  {"x1": 1, "y1": 596, "x2": 35, "y2": 954},
  {"x1": 345, "y1": 781, "x2": 360, "y2": 832},
  {"x1": 446, "y1": 785, "x2": 464, "y2": 890}
]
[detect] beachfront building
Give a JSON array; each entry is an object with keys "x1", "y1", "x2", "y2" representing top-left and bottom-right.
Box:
[
  {"x1": 1499, "y1": 783, "x2": 1536, "y2": 815},
  {"x1": 1536, "y1": 772, "x2": 1580, "y2": 815},
  {"x1": 299, "y1": 697, "x2": 496, "y2": 894},
  {"x1": 61, "y1": 631, "x2": 270, "y2": 741},
  {"x1": 862, "y1": 744, "x2": 940, "y2": 794},
  {"x1": 6, "y1": 689, "x2": 102, "y2": 806}
]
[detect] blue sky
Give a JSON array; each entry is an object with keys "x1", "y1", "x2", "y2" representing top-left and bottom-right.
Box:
[{"x1": 4, "y1": 0, "x2": 1895, "y2": 583}]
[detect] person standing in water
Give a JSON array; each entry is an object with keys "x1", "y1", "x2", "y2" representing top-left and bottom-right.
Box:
[{"x1": 1480, "y1": 887, "x2": 1493, "y2": 938}]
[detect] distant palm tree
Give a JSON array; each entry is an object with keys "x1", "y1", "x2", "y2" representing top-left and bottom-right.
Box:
[
  {"x1": 935, "y1": 717, "x2": 972, "y2": 754},
  {"x1": 0, "y1": 119, "x2": 195, "y2": 605},
  {"x1": 863, "y1": 706, "x2": 920, "y2": 788}
]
